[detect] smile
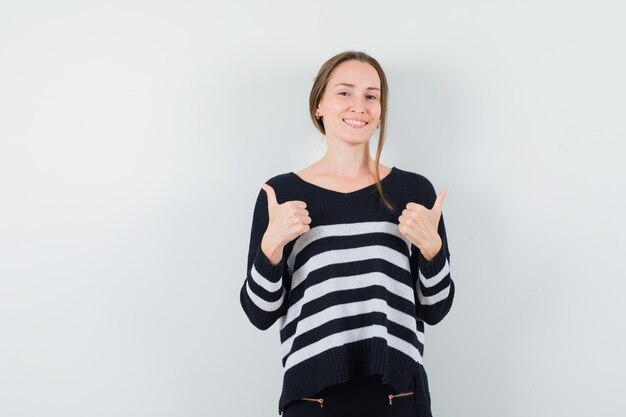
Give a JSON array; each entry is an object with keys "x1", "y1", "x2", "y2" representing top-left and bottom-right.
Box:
[{"x1": 343, "y1": 119, "x2": 368, "y2": 128}]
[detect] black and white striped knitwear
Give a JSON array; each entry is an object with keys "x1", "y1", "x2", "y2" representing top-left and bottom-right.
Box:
[{"x1": 239, "y1": 166, "x2": 454, "y2": 416}]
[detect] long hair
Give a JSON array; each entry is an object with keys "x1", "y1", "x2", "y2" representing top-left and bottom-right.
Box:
[{"x1": 308, "y1": 50, "x2": 394, "y2": 211}]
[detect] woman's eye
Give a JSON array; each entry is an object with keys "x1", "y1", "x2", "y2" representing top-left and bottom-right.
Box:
[{"x1": 338, "y1": 91, "x2": 377, "y2": 100}]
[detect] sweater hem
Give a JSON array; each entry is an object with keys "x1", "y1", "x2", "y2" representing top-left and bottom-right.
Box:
[{"x1": 277, "y1": 338, "x2": 425, "y2": 414}]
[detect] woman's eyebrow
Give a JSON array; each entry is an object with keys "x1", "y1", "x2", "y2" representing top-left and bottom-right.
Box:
[{"x1": 333, "y1": 82, "x2": 380, "y2": 91}]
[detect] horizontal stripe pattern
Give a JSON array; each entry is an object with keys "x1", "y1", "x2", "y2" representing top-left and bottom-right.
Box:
[
  {"x1": 251, "y1": 262, "x2": 284, "y2": 293},
  {"x1": 417, "y1": 258, "x2": 451, "y2": 305},
  {"x1": 418, "y1": 283, "x2": 450, "y2": 306},
  {"x1": 239, "y1": 168, "x2": 455, "y2": 416},
  {"x1": 419, "y1": 259, "x2": 450, "y2": 288},
  {"x1": 286, "y1": 221, "x2": 409, "y2": 273},
  {"x1": 246, "y1": 255, "x2": 285, "y2": 308},
  {"x1": 274, "y1": 220, "x2": 450, "y2": 373},
  {"x1": 246, "y1": 280, "x2": 286, "y2": 312},
  {"x1": 280, "y1": 297, "x2": 424, "y2": 366},
  {"x1": 285, "y1": 325, "x2": 423, "y2": 372}
]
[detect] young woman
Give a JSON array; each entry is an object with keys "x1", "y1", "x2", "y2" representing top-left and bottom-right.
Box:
[{"x1": 240, "y1": 50, "x2": 454, "y2": 417}]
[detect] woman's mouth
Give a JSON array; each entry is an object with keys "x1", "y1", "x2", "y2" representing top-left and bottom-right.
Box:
[{"x1": 342, "y1": 118, "x2": 368, "y2": 129}]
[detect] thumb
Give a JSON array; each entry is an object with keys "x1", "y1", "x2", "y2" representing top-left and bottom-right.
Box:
[
  {"x1": 431, "y1": 188, "x2": 448, "y2": 216},
  {"x1": 261, "y1": 183, "x2": 279, "y2": 209}
]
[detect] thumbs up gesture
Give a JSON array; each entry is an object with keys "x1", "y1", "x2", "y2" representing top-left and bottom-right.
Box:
[
  {"x1": 260, "y1": 183, "x2": 312, "y2": 264},
  {"x1": 398, "y1": 188, "x2": 448, "y2": 262}
]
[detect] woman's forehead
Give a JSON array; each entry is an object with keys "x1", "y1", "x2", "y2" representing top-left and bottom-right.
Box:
[{"x1": 328, "y1": 61, "x2": 380, "y2": 89}]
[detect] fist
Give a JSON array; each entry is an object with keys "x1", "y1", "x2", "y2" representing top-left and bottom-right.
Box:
[
  {"x1": 398, "y1": 188, "x2": 448, "y2": 260},
  {"x1": 261, "y1": 183, "x2": 312, "y2": 248}
]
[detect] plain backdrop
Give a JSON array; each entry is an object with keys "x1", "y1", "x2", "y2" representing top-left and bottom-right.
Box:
[{"x1": 1, "y1": 1, "x2": 625, "y2": 416}]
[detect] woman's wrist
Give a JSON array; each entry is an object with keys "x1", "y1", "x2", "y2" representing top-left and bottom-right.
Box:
[
  {"x1": 261, "y1": 233, "x2": 284, "y2": 265},
  {"x1": 420, "y1": 236, "x2": 442, "y2": 262}
]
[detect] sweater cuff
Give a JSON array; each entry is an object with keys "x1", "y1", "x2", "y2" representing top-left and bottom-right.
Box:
[
  {"x1": 253, "y1": 243, "x2": 285, "y2": 283},
  {"x1": 417, "y1": 244, "x2": 448, "y2": 279}
]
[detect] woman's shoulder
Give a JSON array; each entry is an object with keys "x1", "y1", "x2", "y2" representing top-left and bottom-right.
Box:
[
  {"x1": 254, "y1": 170, "x2": 300, "y2": 204},
  {"x1": 393, "y1": 166, "x2": 436, "y2": 188},
  {"x1": 392, "y1": 166, "x2": 439, "y2": 203},
  {"x1": 262, "y1": 171, "x2": 294, "y2": 186}
]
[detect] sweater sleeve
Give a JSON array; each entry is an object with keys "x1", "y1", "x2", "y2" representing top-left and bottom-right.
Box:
[
  {"x1": 409, "y1": 179, "x2": 455, "y2": 326},
  {"x1": 239, "y1": 186, "x2": 289, "y2": 331}
]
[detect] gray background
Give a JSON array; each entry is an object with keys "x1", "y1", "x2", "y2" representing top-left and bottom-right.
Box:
[{"x1": 1, "y1": 1, "x2": 625, "y2": 416}]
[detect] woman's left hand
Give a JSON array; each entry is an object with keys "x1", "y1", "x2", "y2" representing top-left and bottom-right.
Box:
[{"x1": 398, "y1": 189, "x2": 448, "y2": 261}]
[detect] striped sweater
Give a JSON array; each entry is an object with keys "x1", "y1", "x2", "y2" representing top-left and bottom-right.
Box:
[{"x1": 239, "y1": 166, "x2": 454, "y2": 416}]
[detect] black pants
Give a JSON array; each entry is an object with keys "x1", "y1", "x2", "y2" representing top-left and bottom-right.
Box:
[{"x1": 282, "y1": 374, "x2": 419, "y2": 417}]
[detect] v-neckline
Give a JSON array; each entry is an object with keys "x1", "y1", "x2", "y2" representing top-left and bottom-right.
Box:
[{"x1": 290, "y1": 167, "x2": 397, "y2": 196}]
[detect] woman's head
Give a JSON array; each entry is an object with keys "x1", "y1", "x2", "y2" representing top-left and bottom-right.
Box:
[
  {"x1": 308, "y1": 50, "x2": 394, "y2": 211},
  {"x1": 309, "y1": 51, "x2": 388, "y2": 140}
]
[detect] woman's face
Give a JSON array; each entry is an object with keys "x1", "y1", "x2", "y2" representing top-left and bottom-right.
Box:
[{"x1": 317, "y1": 60, "x2": 382, "y2": 145}]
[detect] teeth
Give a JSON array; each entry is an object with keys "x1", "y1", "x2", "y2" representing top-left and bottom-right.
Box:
[{"x1": 343, "y1": 119, "x2": 366, "y2": 126}]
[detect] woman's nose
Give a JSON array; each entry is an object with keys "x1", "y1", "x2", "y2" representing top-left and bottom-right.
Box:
[
  {"x1": 349, "y1": 97, "x2": 370, "y2": 112},
  {"x1": 349, "y1": 101, "x2": 366, "y2": 113}
]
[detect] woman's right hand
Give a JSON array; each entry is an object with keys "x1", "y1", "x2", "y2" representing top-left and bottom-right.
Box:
[{"x1": 260, "y1": 183, "x2": 311, "y2": 264}]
